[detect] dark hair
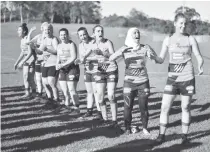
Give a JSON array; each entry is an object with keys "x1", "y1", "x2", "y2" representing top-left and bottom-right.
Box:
[
  {"x1": 59, "y1": 28, "x2": 69, "y2": 36},
  {"x1": 19, "y1": 23, "x2": 28, "y2": 35},
  {"x1": 92, "y1": 25, "x2": 103, "y2": 33},
  {"x1": 77, "y1": 27, "x2": 88, "y2": 33},
  {"x1": 77, "y1": 27, "x2": 92, "y2": 40},
  {"x1": 174, "y1": 13, "x2": 186, "y2": 22}
]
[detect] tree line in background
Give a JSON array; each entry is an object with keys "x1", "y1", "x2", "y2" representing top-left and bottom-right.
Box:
[
  {"x1": 1, "y1": 1, "x2": 210, "y2": 35},
  {"x1": 1, "y1": 1, "x2": 101, "y2": 24},
  {"x1": 101, "y1": 7, "x2": 210, "y2": 35}
]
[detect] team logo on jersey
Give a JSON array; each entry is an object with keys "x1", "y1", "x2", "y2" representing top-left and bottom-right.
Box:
[
  {"x1": 84, "y1": 75, "x2": 86, "y2": 80},
  {"x1": 109, "y1": 75, "x2": 116, "y2": 81},
  {"x1": 123, "y1": 87, "x2": 132, "y2": 94},
  {"x1": 144, "y1": 88, "x2": 150, "y2": 95},
  {"x1": 94, "y1": 75, "x2": 101, "y2": 81},
  {"x1": 69, "y1": 75, "x2": 75, "y2": 80},
  {"x1": 186, "y1": 85, "x2": 194, "y2": 94},
  {"x1": 164, "y1": 85, "x2": 173, "y2": 91}
]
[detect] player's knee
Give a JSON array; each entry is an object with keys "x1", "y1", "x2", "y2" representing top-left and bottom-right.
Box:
[
  {"x1": 42, "y1": 79, "x2": 48, "y2": 86},
  {"x1": 108, "y1": 94, "x2": 115, "y2": 103},
  {"x1": 182, "y1": 104, "x2": 190, "y2": 112},
  {"x1": 63, "y1": 90, "x2": 68, "y2": 97},
  {"x1": 23, "y1": 73, "x2": 29, "y2": 81},
  {"x1": 48, "y1": 80, "x2": 55, "y2": 87},
  {"x1": 99, "y1": 100, "x2": 106, "y2": 106},
  {"x1": 161, "y1": 103, "x2": 171, "y2": 113}
]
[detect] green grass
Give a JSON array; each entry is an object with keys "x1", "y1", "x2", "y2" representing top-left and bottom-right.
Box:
[{"x1": 1, "y1": 23, "x2": 210, "y2": 152}]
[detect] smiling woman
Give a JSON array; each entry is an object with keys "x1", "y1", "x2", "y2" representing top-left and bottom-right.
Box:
[
  {"x1": 14, "y1": 23, "x2": 36, "y2": 99},
  {"x1": 150, "y1": 13, "x2": 204, "y2": 144}
]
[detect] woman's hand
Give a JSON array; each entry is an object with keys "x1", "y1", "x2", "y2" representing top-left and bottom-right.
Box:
[
  {"x1": 30, "y1": 26, "x2": 36, "y2": 32},
  {"x1": 56, "y1": 64, "x2": 63, "y2": 70},
  {"x1": 74, "y1": 58, "x2": 84, "y2": 65},
  {"x1": 198, "y1": 65, "x2": 204, "y2": 75},
  {"x1": 14, "y1": 63, "x2": 18, "y2": 70}
]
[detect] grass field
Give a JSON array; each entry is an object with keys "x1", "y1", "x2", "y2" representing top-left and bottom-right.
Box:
[{"x1": 1, "y1": 23, "x2": 210, "y2": 152}]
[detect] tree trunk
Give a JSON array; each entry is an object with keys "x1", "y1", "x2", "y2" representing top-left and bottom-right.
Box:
[
  {"x1": 26, "y1": 13, "x2": 29, "y2": 23},
  {"x1": 81, "y1": 16, "x2": 85, "y2": 24},
  {"x1": 50, "y1": 13, "x2": 54, "y2": 23},
  {"x1": 63, "y1": 15, "x2": 65, "y2": 24},
  {"x1": 19, "y1": 5, "x2": 23, "y2": 23},
  {"x1": 3, "y1": 13, "x2": 6, "y2": 23},
  {"x1": 9, "y1": 11, "x2": 13, "y2": 22}
]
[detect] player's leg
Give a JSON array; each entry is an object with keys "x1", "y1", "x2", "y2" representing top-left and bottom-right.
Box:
[
  {"x1": 83, "y1": 73, "x2": 95, "y2": 117},
  {"x1": 47, "y1": 66, "x2": 58, "y2": 101},
  {"x1": 35, "y1": 61, "x2": 43, "y2": 97},
  {"x1": 180, "y1": 95, "x2": 192, "y2": 144},
  {"x1": 22, "y1": 64, "x2": 30, "y2": 98},
  {"x1": 156, "y1": 93, "x2": 176, "y2": 143},
  {"x1": 58, "y1": 70, "x2": 69, "y2": 106},
  {"x1": 28, "y1": 63, "x2": 36, "y2": 97},
  {"x1": 180, "y1": 78, "x2": 195, "y2": 144},
  {"x1": 137, "y1": 81, "x2": 150, "y2": 135},
  {"x1": 123, "y1": 85, "x2": 136, "y2": 134},
  {"x1": 92, "y1": 81, "x2": 102, "y2": 119},
  {"x1": 107, "y1": 81, "x2": 117, "y2": 126},
  {"x1": 41, "y1": 67, "x2": 52, "y2": 99},
  {"x1": 95, "y1": 73, "x2": 107, "y2": 120}
]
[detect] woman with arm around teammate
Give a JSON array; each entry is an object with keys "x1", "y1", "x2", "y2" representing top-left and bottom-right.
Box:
[
  {"x1": 150, "y1": 13, "x2": 204, "y2": 144},
  {"x1": 27, "y1": 22, "x2": 48, "y2": 99},
  {"x1": 92, "y1": 25, "x2": 119, "y2": 127},
  {"x1": 56, "y1": 28, "x2": 80, "y2": 113},
  {"x1": 76, "y1": 27, "x2": 102, "y2": 119},
  {"x1": 37, "y1": 23, "x2": 59, "y2": 109},
  {"x1": 109, "y1": 27, "x2": 152, "y2": 134},
  {"x1": 14, "y1": 23, "x2": 36, "y2": 99}
]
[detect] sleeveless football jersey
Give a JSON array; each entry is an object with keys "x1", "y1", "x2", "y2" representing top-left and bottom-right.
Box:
[
  {"x1": 42, "y1": 36, "x2": 57, "y2": 67},
  {"x1": 20, "y1": 36, "x2": 35, "y2": 64},
  {"x1": 92, "y1": 39, "x2": 118, "y2": 73},
  {"x1": 122, "y1": 44, "x2": 148, "y2": 84},
  {"x1": 167, "y1": 35, "x2": 194, "y2": 82},
  {"x1": 80, "y1": 40, "x2": 99, "y2": 74}
]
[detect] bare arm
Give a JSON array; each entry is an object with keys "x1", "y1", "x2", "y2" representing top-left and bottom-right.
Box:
[
  {"x1": 76, "y1": 43, "x2": 92, "y2": 64},
  {"x1": 151, "y1": 37, "x2": 169, "y2": 64},
  {"x1": 189, "y1": 36, "x2": 204, "y2": 75},
  {"x1": 45, "y1": 37, "x2": 58, "y2": 55},
  {"x1": 14, "y1": 50, "x2": 24, "y2": 69},
  {"x1": 26, "y1": 26, "x2": 36, "y2": 44},
  {"x1": 56, "y1": 45, "x2": 61, "y2": 70},
  {"x1": 20, "y1": 44, "x2": 33, "y2": 64},
  {"x1": 109, "y1": 46, "x2": 132, "y2": 61},
  {"x1": 107, "y1": 40, "x2": 115, "y2": 54}
]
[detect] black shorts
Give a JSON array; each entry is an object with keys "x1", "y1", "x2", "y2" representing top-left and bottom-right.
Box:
[
  {"x1": 164, "y1": 77, "x2": 195, "y2": 96},
  {"x1": 23, "y1": 62, "x2": 35, "y2": 69},
  {"x1": 41, "y1": 66, "x2": 57, "y2": 78},
  {"x1": 123, "y1": 80, "x2": 150, "y2": 96},
  {"x1": 58, "y1": 65, "x2": 80, "y2": 81},
  {"x1": 84, "y1": 72, "x2": 97, "y2": 82},
  {"x1": 35, "y1": 60, "x2": 43, "y2": 73},
  {"x1": 95, "y1": 70, "x2": 118, "y2": 83}
]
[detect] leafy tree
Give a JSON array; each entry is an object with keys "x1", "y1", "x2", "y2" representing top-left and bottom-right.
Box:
[{"x1": 175, "y1": 6, "x2": 200, "y2": 21}]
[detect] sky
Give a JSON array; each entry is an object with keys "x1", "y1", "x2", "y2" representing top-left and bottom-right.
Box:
[{"x1": 101, "y1": 1, "x2": 210, "y2": 21}]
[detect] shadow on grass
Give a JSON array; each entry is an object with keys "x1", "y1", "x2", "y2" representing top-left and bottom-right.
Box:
[
  {"x1": 1, "y1": 85, "x2": 25, "y2": 93},
  {"x1": 1, "y1": 85, "x2": 209, "y2": 152},
  {"x1": 1, "y1": 122, "x2": 123, "y2": 152},
  {"x1": 94, "y1": 139, "x2": 202, "y2": 152}
]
